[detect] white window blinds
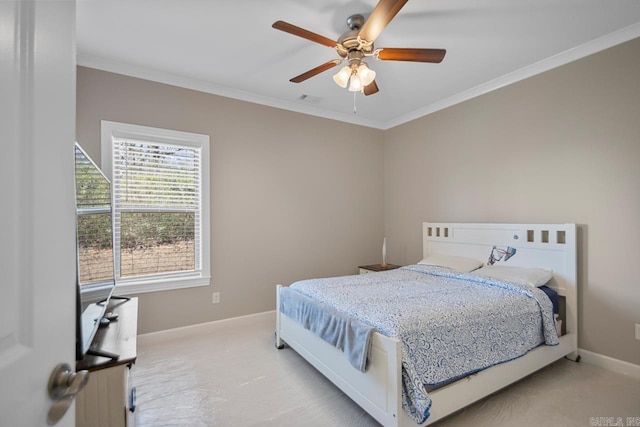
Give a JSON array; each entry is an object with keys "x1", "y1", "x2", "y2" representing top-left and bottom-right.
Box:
[
  {"x1": 111, "y1": 138, "x2": 202, "y2": 280},
  {"x1": 112, "y1": 138, "x2": 200, "y2": 210},
  {"x1": 102, "y1": 121, "x2": 210, "y2": 294}
]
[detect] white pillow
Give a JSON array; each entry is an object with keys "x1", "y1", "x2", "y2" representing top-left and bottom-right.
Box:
[
  {"x1": 471, "y1": 265, "x2": 553, "y2": 287},
  {"x1": 418, "y1": 254, "x2": 483, "y2": 273}
]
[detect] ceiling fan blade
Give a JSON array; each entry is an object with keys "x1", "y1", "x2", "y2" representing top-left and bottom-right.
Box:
[
  {"x1": 272, "y1": 21, "x2": 337, "y2": 48},
  {"x1": 363, "y1": 80, "x2": 379, "y2": 96},
  {"x1": 378, "y1": 48, "x2": 446, "y2": 63},
  {"x1": 358, "y1": 0, "x2": 409, "y2": 42},
  {"x1": 290, "y1": 60, "x2": 342, "y2": 83}
]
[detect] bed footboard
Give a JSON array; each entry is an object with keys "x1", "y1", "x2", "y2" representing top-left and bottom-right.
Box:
[{"x1": 276, "y1": 284, "x2": 403, "y2": 427}]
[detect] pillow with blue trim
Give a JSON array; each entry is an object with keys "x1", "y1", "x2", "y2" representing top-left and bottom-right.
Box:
[
  {"x1": 418, "y1": 254, "x2": 483, "y2": 272},
  {"x1": 471, "y1": 265, "x2": 553, "y2": 287}
]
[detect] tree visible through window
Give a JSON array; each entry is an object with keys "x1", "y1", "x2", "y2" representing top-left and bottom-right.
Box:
[
  {"x1": 102, "y1": 121, "x2": 210, "y2": 293},
  {"x1": 120, "y1": 212, "x2": 195, "y2": 276}
]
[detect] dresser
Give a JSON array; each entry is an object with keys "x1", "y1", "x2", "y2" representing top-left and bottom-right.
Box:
[{"x1": 76, "y1": 297, "x2": 138, "y2": 427}]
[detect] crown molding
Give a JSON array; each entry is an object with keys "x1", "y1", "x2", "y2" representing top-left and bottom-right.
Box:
[
  {"x1": 382, "y1": 22, "x2": 640, "y2": 130},
  {"x1": 76, "y1": 53, "x2": 385, "y2": 130},
  {"x1": 78, "y1": 22, "x2": 640, "y2": 131}
]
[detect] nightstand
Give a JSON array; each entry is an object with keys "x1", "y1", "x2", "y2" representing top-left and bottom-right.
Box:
[{"x1": 358, "y1": 264, "x2": 402, "y2": 274}]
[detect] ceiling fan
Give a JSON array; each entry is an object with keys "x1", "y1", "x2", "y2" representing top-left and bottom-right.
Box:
[{"x1": 272, "y1": 0, "x2": 446, "y2": 96}]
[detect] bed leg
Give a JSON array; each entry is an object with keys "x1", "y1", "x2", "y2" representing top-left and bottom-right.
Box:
[
  {"x1": 275, "y1": 284, "x2": 285, "y2": 350},
  {"x1": 275, "y1": 331, "x2": 285, "y2": 350},
  {"x1": 566, "y1": 351, "x2": 580, "y2": 362}
]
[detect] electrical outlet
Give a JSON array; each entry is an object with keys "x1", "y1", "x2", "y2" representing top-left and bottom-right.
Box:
[
  {"x1": 635, "y1": 324, "x2": 640, "y2": 341},
  {"x1": 212, "y1": 292, "x2": 220, "y2": 304}
]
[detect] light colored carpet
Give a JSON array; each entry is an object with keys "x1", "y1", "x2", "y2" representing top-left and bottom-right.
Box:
[{"x1": 132, "y1": 312, "x2": 639, "y2": 426}]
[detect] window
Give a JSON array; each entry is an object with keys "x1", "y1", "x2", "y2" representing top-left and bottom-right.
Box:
[
  {"x1": 101, "y1": 121, "x2": 210, "y2": 294},
  {"x1": 75, "y1": 143, "x2": 114, "y2": 287}
]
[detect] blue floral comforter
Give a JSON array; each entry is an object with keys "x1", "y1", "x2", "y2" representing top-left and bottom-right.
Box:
[{"x1": 287, "y1": 264, "x2": 558, "y2": 423}]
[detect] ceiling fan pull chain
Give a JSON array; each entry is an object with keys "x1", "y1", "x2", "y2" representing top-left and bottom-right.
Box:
[{"x1": 353, "y1": 91, "x2": 357, "y2": 114}]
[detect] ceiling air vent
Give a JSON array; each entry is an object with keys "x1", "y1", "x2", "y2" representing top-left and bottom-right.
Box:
[{"x1": 298, "y1": 94, "x2": 322, "y2": 104}]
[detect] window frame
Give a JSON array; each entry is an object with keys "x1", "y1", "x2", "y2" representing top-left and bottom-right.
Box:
[{"x1": 101, "y1": 120, "x2": 210, "y2": 294}]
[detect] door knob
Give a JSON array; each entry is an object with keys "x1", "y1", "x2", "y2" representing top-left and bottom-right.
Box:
[{"x1": 46, "y1": 363, "x2": 89, "y2": 425}]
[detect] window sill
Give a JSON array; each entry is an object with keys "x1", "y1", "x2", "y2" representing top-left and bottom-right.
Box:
[{"x1": 114, "y1": 275, "x2": 211, "y2": 295}]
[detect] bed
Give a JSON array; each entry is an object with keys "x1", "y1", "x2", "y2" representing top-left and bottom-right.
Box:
[{"x1": 275, "y1": 222, "x2": 578, "y2": 426}]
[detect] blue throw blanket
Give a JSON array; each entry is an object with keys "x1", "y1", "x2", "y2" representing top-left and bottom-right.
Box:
[{"x1": 280, "y1": 286, "x2": 374, "y2": 372}]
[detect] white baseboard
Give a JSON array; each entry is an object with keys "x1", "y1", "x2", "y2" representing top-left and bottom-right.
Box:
[
  {"x1": 578, "y1": 348, "x2": 640, "y2": 380},
  {"x1": 139, "y1": 317, "x2": 640, "y2": 381},
  {"x1": 138, "y1": 310, "x2": 276, "y2": 346}
]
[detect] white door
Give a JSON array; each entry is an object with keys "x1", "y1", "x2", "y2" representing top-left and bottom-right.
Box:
[{"x1": 0, "y1": 1, "x2": 77, "y2": 426}]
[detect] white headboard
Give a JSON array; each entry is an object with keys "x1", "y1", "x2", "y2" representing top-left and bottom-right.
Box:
[{"x1": 423, "y1": 222, "x2": 577, "y2": 338}]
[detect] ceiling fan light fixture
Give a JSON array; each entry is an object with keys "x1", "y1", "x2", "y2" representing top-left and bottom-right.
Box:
[
  {"x1": 333, "y1": 65, "x2": 351, "y2": 88},
  {"x1": 274, "y1": 1, "x2": 448, "y2": 97},
  {"x1": 357, "y1": 62, "x2": 376, "y2": 87},
  {"x1": 348, "y1": 74, "x2": 363, "y2": 92}
]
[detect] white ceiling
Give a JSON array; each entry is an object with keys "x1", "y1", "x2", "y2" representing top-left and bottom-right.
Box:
[{"x1": 77, "y1": 0, "x2": 640, "y2": 130}]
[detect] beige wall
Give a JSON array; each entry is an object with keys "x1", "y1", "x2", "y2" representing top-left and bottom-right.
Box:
[
  {"x1": 76, "y1": 67, "x2": 385, "y2": 334},
  {"x1": 77, "y1": 36, "x2": 639, "y2": 365},
  {"x1": 383, "y1": 37, "x2": 640, "y2": 364}
]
